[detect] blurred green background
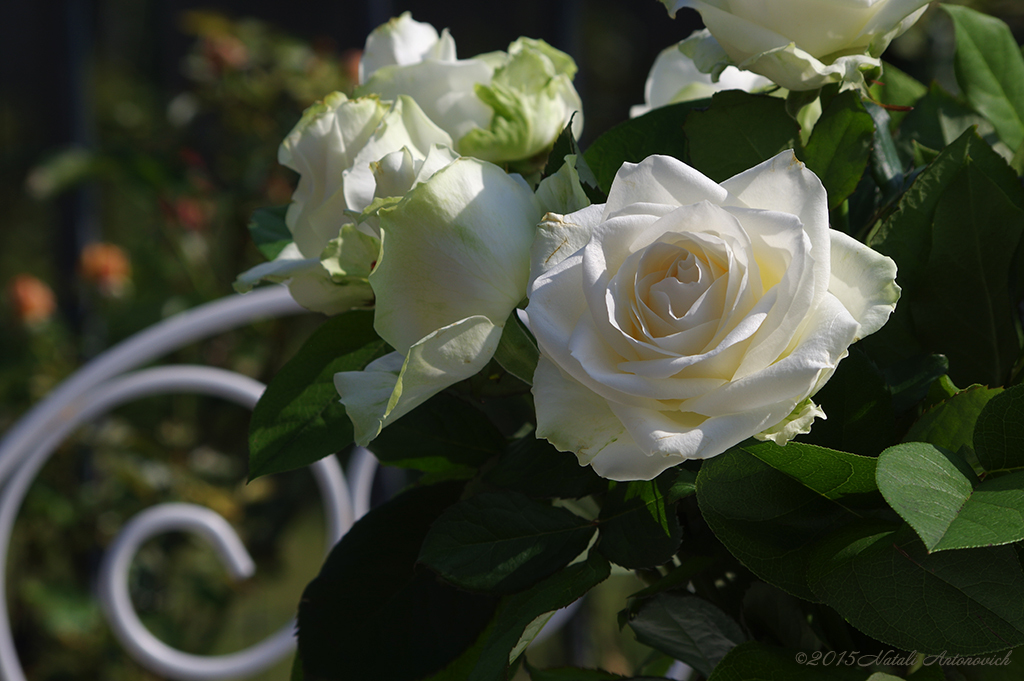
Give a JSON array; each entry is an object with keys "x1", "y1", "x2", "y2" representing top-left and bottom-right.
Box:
[{"x1": 0, "y1": 1, "x2": 1021, "y2": 679}]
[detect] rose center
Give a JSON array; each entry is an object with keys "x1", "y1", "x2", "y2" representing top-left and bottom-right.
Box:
[{"x1": 629, "y1": 241, "x2": 725, "y2": 339}]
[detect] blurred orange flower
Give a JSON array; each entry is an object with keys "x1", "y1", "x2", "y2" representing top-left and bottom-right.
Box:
[
  {"x1": 80, "y1": 243, "x2": 132, "y2": 298},
  {"x1": 7, "y1": 274, "x2": 56, "y2": 326}
]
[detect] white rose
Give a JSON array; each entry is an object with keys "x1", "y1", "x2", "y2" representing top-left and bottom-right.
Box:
[
  {"x1": 358, "y1": 13, "x2": 583, "y2": 164},
  {"x1": 630, "y1": 40, "x2": 771, "y2": 118},
  {"x1": 235, "y1": 92, "x2": 454, "y2": 314},
  {"x1": 522, "y1": 152, "x2": 900, "y2": 481},
  {"x1": 662, "y1": 0, "x2": 929, "y2": 91},
  {"x1": 334, "y1": 158, "x2": 541, "y2": 444}
]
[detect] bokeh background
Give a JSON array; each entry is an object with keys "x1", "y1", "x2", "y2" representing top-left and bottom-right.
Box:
[{"x1": 0, "y1": 1, "x2": 1021, "y2": 679}]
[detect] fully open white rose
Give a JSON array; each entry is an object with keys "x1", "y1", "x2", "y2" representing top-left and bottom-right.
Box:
[
  {"x1": 358, "y1": 13, "x2": 583, "y2": 164},
  {"x1": 523, "y1": 152, "x2": 900, "y2": 481},
  {"x1": 234, "y1": 92, "x2": 453, "y2": 314},
  {"x1": 662, "y1": 0, "x2": 929, "y2": 91}
]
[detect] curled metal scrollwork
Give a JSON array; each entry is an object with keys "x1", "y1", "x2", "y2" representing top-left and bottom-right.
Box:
[{"x1": 0, "y1": 287, "x2": 576, "y2": 680}]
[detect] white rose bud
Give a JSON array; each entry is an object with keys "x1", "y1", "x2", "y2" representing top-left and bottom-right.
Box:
[
  {"x1": 358, "y1": 13, "x2": 583, "y2": 164},
  {"x1": 523, "y1": 152, "x2": 900, "y2": 481},
  {"x1": 334, "y1": 158, "x2": 541, "y2": 444},
  {"x1": 630, "y1": 40, "x2": 771, "y2": 118},
  {"x1": 235, "y1": 92, "x2": 453, "y2": 314},
  {"x1": 662, "y1": 0, "x2": 929, "y2": 91}
]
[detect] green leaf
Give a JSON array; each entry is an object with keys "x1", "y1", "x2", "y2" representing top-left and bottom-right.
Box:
[
  {"x1": 905, "y1": 384, "x2": 1002, "y2": 458},
  {"x1": 802, "y1": 91, "x2": 875, "y2": 211},
  {"x1": 596, "y1": 470, "x2": 691, "y2": 569},
  {"x1": 945, "y1": 4, "x2": 1024, "y2": 151},
  {"x1": 369, "y1": 392, "x2": 505, "y2": 474},
  {"x1": 864, "y1": 101, "x2": 904, "y2": 204},
  {"x1": 427, "y1": 553, "x2": 612, "y2": 681},
  {"x1": 685, "y1": 91, "x2": 801, "y2": 183},
  {"x1": 485, "y1": 435, "x2": 608, "y2": 500},
  {"x1": 738, "y1": 440, "x2": 879, "y2": 500},
  {"x1": 289, "y1": 653, "x2": 303, "y2": 681},
  {"x1": 870, "y1": 62, "x2": 928, "y2": 130},
  {"x1": 419, "y1": 490, "x2": 597, "y2": 594},
  {"x1": 626, "y1": 593, "x2": 746, "y2": 678},
  {"x1": 695, "y1": 444, "x2": 886, "y2": 601},
  {"x1": 877, "y1": 442, "x2": 1024, "y2": 551},
  {"x1": 799, "y1": 347, "x2": 894, "y2": 456},
  {"x1": 880, "y1": 353, "x2": 949, "y2": 414},
  {"x1": 975, "y1": 384, "x2": 1024, "y2": 472},
  {"x1": 493, "y1": 309, "x2": 539, "y2": 385},
  {"x1": 807, "y1": 522, "x2": 1024, "y2": 655},
  {"x1": 298, "y1": 481, "x2": 499, "y2": 681},
  {"x1": 248, "y1": 311, "x2": 389, "y2": 480},
  {"x1": 706, "y1": 641, "x2": 866, "y2": 681},
  {"x1": 545, "y1": 114, "x2": 601, "y2": 199},
  {"x1": 583, "y1": 99, "x2": 700, "y2": 194},
  {"x1": 868, "y1": 129, "x2": 1024, "y2": 387},
  {"x1": 742, "y1": 582, "x2": 821, "y2": 652},
  {"x1": 895, "y1": 83, "x2": 1003, "y2": 163},
  {"x1": 248, "y1": 205, "x2": 292, "y2": 260},
  {"x1": 911, "y1": 164, "x2": 1024, "y2": 387}
]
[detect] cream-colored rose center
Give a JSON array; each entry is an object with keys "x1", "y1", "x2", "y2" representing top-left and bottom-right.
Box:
[{"x1": 619, "y1": 240, "x2": 732, "y2": 353}]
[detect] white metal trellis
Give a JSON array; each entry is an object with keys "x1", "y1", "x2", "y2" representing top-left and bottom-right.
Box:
[{"x1": 0, "y1": 286, "x2": 582, "y2": 681}]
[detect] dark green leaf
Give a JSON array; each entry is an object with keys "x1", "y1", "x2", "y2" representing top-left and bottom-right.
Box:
[
  {"x1": 290, "y1": 653, "x2": 303, "y2": 681},
  {"x1": 493, "y1": 309, "x2": 539, "y2": 385},
  {"x1": 905, "y1": 384, "x2": 1002, "y2": 458},
  {"x1": 370, "y1": 392, "x2": 505, "y2": 473},
  {"x1": 737, "y1": 440, "x2": 878, "y2": 499},
  {"x1": 706, "y1": 641, "x2": 866, "y2": 681},
  {"x1": 584, "y1": 99, "x2": 701, "y2": 194},
  {"x1": 880, "y1": 353, "x2": 949, "y2": 414},
  {"x1": 427, "y1": 553, "x2": 611, "y2": 681},
  {"x1": 742, "y1": 582, "x2": 821, "y2": 652},
  {"x1": 946, "y1": 4, "x2": 1024, "y2": 150},
  {"x1": 419, "y1": 490, "x2": 597, "y2": 594},
  {"x1": 868, "y1": 129, "x2": 1024, "y2": 387},
  {"x1": 870, "y1": 62, "x2": 928, "y2": 130},
  {"x1": 799, "y1": 347, "x2": 894, "y2": 455},
  {"x1": 910, "y1": 162, "x2": 1024, "y2": 387},
  {"x1": 546, "y1": 114, "x2": 601, "y2": 199},
  {"x1": 877, "y1": 442, "x2": 1024, "y2": 551},
  {"x1": 248, "y1": 311, "x2": 389, "y2": 480},
  {"x1": 808, "y1": 523, "x2": 1024, "y2": 655},
  {"x1": 695, "y1": 445, "x2": 886, "y2": 602},
  {"x1": 597, "y1": 470, "x2": 690, "y2": 569},
  {"x1": 248, "y1": 205, "x2": 292, "y2": 260},
  {"x1": 485, "y1": 435, "x2": 608, "y2": 500},
  {"x1": 895, "y1": 83, "x2": 1003, "y2": 163},
  {"x1": 975, "y1": 384, "x2": 1024, "y2": 472},
  {"x1": 685, "y1": 91, "x2": 800, "y2": 183},
  {"x1": 627, "y1": 593, "x2": 746, "y2": 678},
  {"x1": 865, "y1": 101, "x2": 904, "y2": 204},
  {"x1": 802, "y1": 91, "x2": 874, "y2": 210},
  {"x1": 298, "y1": 481, "x2": 498, "y2": 681}
]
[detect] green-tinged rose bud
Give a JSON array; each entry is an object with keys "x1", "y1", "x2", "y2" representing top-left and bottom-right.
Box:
[
  {"x1": 334, "y1": 158, "x2": 542, "y2": 445},
  {"x1": 358, "y1": 13, "x2": 583, "y2": 165},
  {"x1": 661, "y1": 0, "x2": 929, "y2": 92},
  {"x1": 234, "y1": 92, "x2": 454, "y2": 314}
]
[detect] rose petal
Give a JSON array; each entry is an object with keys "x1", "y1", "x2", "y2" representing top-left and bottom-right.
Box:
[
  {"x1": 828, "y1": 230, "x2": 900, "y2": 340},
  {"x1": 372, "y1": 158, "x2": 539, "y2": 354},
  {"x1": 335, "y1": 315, "x2": 503, "y2": 444}
]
